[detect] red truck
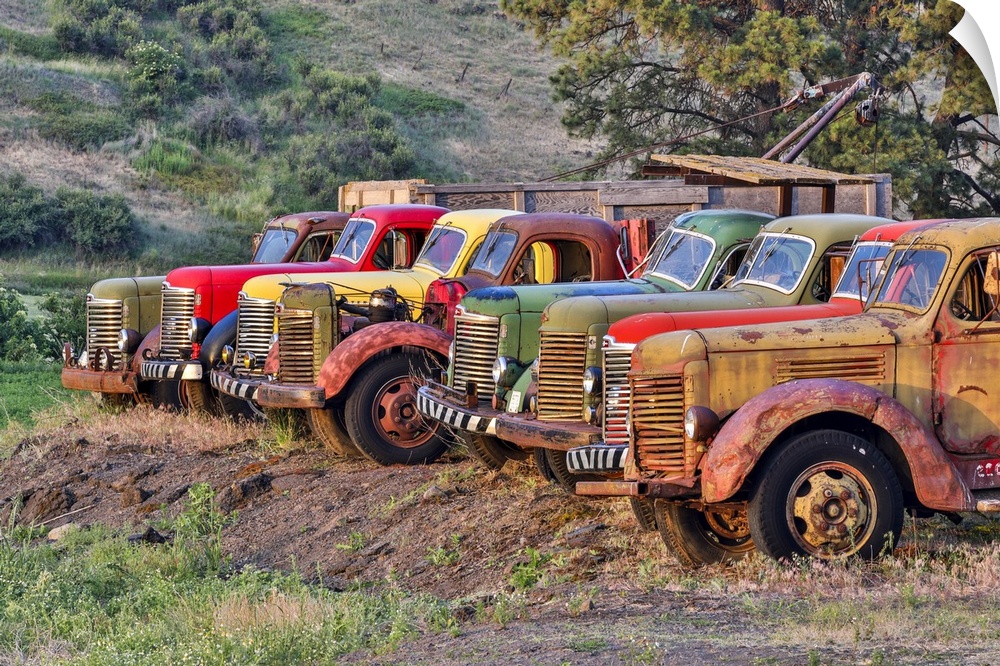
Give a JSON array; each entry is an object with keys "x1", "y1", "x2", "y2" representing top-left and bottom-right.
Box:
[{"x1": 136, "y1": 204, "x2": 447, "y2": 413}]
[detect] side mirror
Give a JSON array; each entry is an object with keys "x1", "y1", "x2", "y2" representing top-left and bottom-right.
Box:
[
  {"x1": 986, "y1": 251, "x2": 1000, "y2": 298},
  {"x1": 619, "y1": 226, "x2": 632, "y2": 264},
  {"x1": 392, "y1": 231, "x2": 408, "y2": 269}
]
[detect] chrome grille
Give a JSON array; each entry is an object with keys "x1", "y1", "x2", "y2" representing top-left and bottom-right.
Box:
[
  {"x1": 277, "y1": 309, "x2": 316, "y2": 383},
  {"x1": 450, "y1": 313, "x2": 500, "y2": 399},
  {"x1": 602, "y1": 341, "x2": 635, "y2": 446},
  {"x1": 235, "y1": 293, "x2": 275, "y2": 377},
  {"x1": 537, "y1": 331, "x2": 587, "y2": 421},
  {"x1": 159, "y1": 283, "x2": 196, "y2": 359},
  {"x1": 631, "y1": 374, "x2": 690, "y2": 474},
  {"x1": 776, "y1": 353, "x2": 886, "y2": 383},
  {"x1": 86, "y1": 295, "x2": 124, "y2": 369}
]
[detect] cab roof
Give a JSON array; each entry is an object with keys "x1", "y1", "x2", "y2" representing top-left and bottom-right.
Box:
[
  {"x1": 760, "y1": 213, "x2": 895, "y2": 246},
  {"x1": 351, "y1": 203, "x2": 450, "y2": 224},
  {"x1": 892, "y1": 217, "x2": 1000, "y2": 257}
]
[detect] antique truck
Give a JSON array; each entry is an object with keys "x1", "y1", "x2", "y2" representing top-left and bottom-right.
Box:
[
  {"x1": 137, "y1": 204, "x2": 446, "y2": 412},
  {"x1": 60, "y1": 210, "x2": 353, "y2": 405},
  {"x1": 573, "y1": 217, "x2": 1000, "y2": 566},
  {"x1": 418, "y1": 213, "x2": 889, "y2": 480},
  {"x1": 218, "y1": 211, "x2": 649, "y2": 465}
]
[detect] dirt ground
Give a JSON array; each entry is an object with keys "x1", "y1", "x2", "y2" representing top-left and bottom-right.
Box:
[{"x1": 2, "y1": 407, "x2": 996, "y2": 665}]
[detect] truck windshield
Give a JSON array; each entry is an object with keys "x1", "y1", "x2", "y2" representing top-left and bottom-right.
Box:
[
  {"x1": 870, "y1": 247, "x2": 948, "y2": 311},
  {"x1": 732, "y1": 233, "x2": 815, "y2": 294},
  {"x1": 331, "y1": 218, "x2": 376, "y2": 264},
  {"x1": 831, "y1": 241, "x2": 892, "y2": 301},
  {"x1": 252, "y1": 228, "x2": 298, "y2": 263},
  {"x1": 644, "y1": 228, "x2": 716, "y2": 289},
  {"x1": 469, "y1": 230, "x2": 517, "y2": 277},
  {"x1": 415, "y1": 226, "x2": 468, "y2": 275}
]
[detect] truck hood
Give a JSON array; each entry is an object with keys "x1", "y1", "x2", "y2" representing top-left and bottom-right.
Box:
[
  {"x1": 462, "y1": 279, "x2": 672, "y2": 318},
  {"x1": 241, "y1": 267, "x2": 436, "y2": 307},
  {"x1": 701, "y1": 310, "x2": 906, "y2": 354},
  {"x1": 541, "y1": 287, "x2": 767, "y2": 334},
  {"x1": 608, "y1": 296, "x2": 861, "y2": 345},
  {"x1": 91, "y1": 275, "x2": 166, "y2": 300}
]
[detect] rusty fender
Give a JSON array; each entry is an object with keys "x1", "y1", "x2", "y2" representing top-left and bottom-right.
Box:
[
  {"x1": 701, "y1": 378, "x2": 973, "y2": 512},
  {"x1": 131, "y1": 325, "x2": 161, "y2": 375},
  {"x1": 317, "y1": 321, "x2": 452, "y2": 400}
]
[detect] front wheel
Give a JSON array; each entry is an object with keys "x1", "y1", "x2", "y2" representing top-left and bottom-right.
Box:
[
  {"x1": 655, "y1": 501, "x2": 755, "y2": 567},
  {"x1": 748, "y1": 429, "x2": 904, "y2": 562},
  {"x1": 539, "y1": 447, "x2": 605, "y2": 494},
  {"x1": 306, "y1": 405, "x2": 361, "y2": 457},
  {"x1": 464, "y1": 433, "x2": 529, "y2": 470},
  {"x1": 344, "y1": 353, "x2": 449, "y2": 465}
]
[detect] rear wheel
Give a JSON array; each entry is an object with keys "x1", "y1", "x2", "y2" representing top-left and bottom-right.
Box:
[
  {"x1": 748, "y1": 429, "x2": 903, "y2": 562},
  {"x1": 306, "y1": 405, "x2": 361, "y2": 457},
  {"x1": 464, "y1": 433, "x2": 529, "y2": 470},
  {"x1": 344, "y1": 353, "x2": 448, "y2": 465},
  {"x1": 540, "y1": 447, "x2": 605, "y2": 494},
  {"x1": 655, "y1": 501, "x2": 755, "y2": 567}
]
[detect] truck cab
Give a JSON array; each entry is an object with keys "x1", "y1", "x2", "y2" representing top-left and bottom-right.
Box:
[
  {"x1": 137, "y1": 204, "x2": 445, "y2": 411},
  {"x1": 575, "y1": 218, "x2": 1000, "y2": 566},
  {"x1": 60, "y1": 210, "x2": 352, "y2": 403}
]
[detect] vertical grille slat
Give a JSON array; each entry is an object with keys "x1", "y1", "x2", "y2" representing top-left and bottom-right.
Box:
[
  {"x1": 602, "y1": 343, "x2": 635, "y2": 446},
  {"x1": 537, "y1": 331, "x2": 587, "y2": 421},
  {"x1": 450, "y1": 313, "x2": 500, "y2": 399},
  {"x1": 235, "y1": 294, "x2": 276, "y2": 377},
  {"x1": 86, "y1": 295, "x2": 124, "y2": 369},
  {"x1": 276, "y1": 310, "x2": 316, "y2": 384},
  {"x1": 159, "y1": 283, "x2": 196, "y2": 359},
  {"x1": 632, "y1": 375, "x2": 693, "y2": 474}
]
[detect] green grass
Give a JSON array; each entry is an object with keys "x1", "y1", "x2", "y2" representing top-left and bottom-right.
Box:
[
  {"x1": 0, "y1": 361, "x2": 68, "y2": 429},
  {"x1": 376, "y1": 83, "x2": 465, "y2": 116},
  {"x1": 0, "y1": 26, "x2": 61, "y2": 61}
]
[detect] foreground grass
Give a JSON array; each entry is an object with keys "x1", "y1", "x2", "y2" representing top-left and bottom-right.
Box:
[{"x1": 0, "y1": 361, "x2": 69, "y2": 429}]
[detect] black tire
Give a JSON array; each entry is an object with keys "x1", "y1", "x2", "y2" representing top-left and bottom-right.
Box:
[
  {"x1": 533, "y1": 446, "x2": 557, "y2": 483},
  {"x1": 629, "y1": 497, "x2": 657, "y2": 532},
  {"x1": 540, "y1": 447, "x2": 605, "y2": 494},
  {"x1": 152, "y1": 380, "x2": 183, "y2": 410},
  {"x1": 97, "y1": 392, "x2": 134, "y2": 410},
  {"x1": 180, "y1": 380, "x2": 217, "y2": 415},
  {"x1": 748, "y1": 429, "x2": 904, "y2": 562},
  {"x1": 344, "y1": 353, "x2": 448, "y2": 465},
  {"x1": 464, "y1": 433, "x2": 529, "y2": 470},
  {"x1": 217, "y1": 392, "x2": 263, "y2": 421},
  {"x1": 655, "y1": 500, "x2": 755, "y2": 567},
  {"x1": 306, "y1": 405, "x2": 361, "y2": 457}
]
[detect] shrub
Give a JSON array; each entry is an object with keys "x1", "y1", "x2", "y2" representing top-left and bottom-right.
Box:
[
  {"x1": 186, "y1": 94, "x2": 260, "y2": 150},
  {"x1": 36, "y1": 292, "x2": 87, "y2": 360},
  {"x1": 55, "y1": 189, "x2": 137, "y2": 259},
  {"x1": 125, "y1": 40, "x2": 190, "y2": 117},
  {"x1": 0, "y1": 279, "x2": 42, "y2": 361},
  {"x1": 51, "y1": 0, "x2": 144, "y2": 58},
  {"x1": 28, "y1": 92, "x2": 131, "y2": 152},
  {"x1": 0, "y1": 174, "x2": 56, "y2": 251}
]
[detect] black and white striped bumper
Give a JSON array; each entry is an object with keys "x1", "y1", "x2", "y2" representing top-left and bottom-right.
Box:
[
  {"x1": 567, "y1": 444, "x2": 627, "y2": 472},
  {"x1": 416, "y1": 385, "x2": 498, "y2": 435},
  {"x1": 209, "y1": 369, "x2": 261, "y2": 401},
  {"x1": 140, "y1": 360, "x2": 203, "y2": 381}
]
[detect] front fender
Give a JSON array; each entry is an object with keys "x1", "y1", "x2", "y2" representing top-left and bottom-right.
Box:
[
  {"x1": 199, "y1": 309, "x2": 238, "y2": 372},
  {"x1": 318, "y1": 321, "x2": 452, "y2": 399},
  {"x1": 131, "y1": 326, "x2": 161, "y2": 374},
  {"x1": 702, "y1": 379, "x2": 973, "y2": 512}
]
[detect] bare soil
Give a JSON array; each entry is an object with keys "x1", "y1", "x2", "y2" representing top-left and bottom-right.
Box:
[{"x1": 1, "y1": 406, "x2": 996, "y2": 665}]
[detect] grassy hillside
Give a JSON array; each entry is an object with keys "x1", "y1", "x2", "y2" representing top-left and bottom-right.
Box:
[{"x1": 0, "y1": 0, "x2": 591, "y2": 281}]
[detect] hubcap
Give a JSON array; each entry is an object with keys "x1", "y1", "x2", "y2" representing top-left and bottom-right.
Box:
[
  {"x1": 788, "y1": 461, "x2": 875, "y2": 558},
  {"x1": 373, "y1": 377, "x2": 434, "y2": 449}
]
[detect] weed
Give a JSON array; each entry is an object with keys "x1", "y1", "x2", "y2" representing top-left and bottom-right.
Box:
[
  {"x1": 569, "y1": 636, "x2": 608, "y2": 652},
  {"x1": 509, "y1": 546, "x2": 552, "y2": 590},
  {"x1": 426, "y1": 534, "x2": 462, "y2": 566},
  {"x1": 335, "y1": 531, "x2": 366, "y2": 552}
]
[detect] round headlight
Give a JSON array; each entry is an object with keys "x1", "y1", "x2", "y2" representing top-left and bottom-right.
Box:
[
  {"x1": 582, "y1": 366, "x2": 602, "y2": 395},
  {"x1": 188, "y1": 317, "x2": 211, "y2": 343},
  {"x1": 118, "y1": 328, "x2": 141, "y2": 354},
  {"x1": 242, "y1": 351, "x2": 257, "y2": 370},
  {"x1": 221, "y1": 345, "x2": 235, "y2": 365},
  {"x1": 582, "y1": 404, "x2": 598, "y2": 424},
  {"x1": 684, "y1": 406, "x2": 720, "y2": 442},
  {"x1": 492, "y1": 356, "x2": 508, "y2": 384},
  {"x1": 448, "y1": 339, "x2": 456, "y2": 368}
]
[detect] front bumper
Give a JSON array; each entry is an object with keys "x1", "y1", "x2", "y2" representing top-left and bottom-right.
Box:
[
  {"x1": 416, "y1": 382, "x2": 499, "y2": 435},
  {"x1": 210, "y1": 368, "x2": 264, "y2": 402},
  {"x1": 61, "y1": 366, "x2": 139, "y2": 394},
  {"x1": 141, "y1": 359, "x2": 203, "y2": 381},
  {"x1": 493, "y1": 412, "x2": 600, "y2": 451},
  {"x1": 256, "y1": 381, "x2": 325, "y2": 409},
  {"x1": 575, "y1": 479, "x2": 696, "y2": 499},
  {"x1": 566, "y1": 444, "x2": 627, "y2": 473}
]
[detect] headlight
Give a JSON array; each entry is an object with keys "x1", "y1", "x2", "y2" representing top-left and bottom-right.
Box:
[
  {"x1": 221, "y1": 345, "x2": 235, "y2": 365},
  {"x1": 582, "y1": 404, "x2": 598, "y2": 424},
  {"x1": 188, "y1": 317, "x2": 211, "y2": 343},
  {"x1": 118, "y1": 328, "x2": 141, "y2": 354},
  {"x1": 582, "y1": 366, "x2": 602, "y2": 395},
  {"x1": 448, "y1": 338, "x2": 456, "y2": 368},
  {"x1": 491, "y1": 356, "x2": 522, "y2": 388},
  {"x1": 684, "y1": 406, "x2": 720, "y2": 442},
  {"x1": 242, "y1": 351, "x2": 257, "y2": 370}
]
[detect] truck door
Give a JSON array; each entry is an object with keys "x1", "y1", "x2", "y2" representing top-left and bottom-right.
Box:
[{"x1": 932, "y1": 248, "x2": 1000, "y2": 455}]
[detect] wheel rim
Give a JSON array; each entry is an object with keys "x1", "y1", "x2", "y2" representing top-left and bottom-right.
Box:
[
  {"x1": 371, "y1": 376, "x2": 435, "y2": 449},
  {"x1": 700, "y1": 508, "x2": 752, "y2": 552},
  {"x1": 787, "y1": 461, "x2": 876, "y2": 558}
]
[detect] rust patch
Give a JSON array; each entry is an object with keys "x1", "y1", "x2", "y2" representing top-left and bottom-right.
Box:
[
  {"x1": 792, "y1": 327, "x2": 813, "y2": 335},
  {"x1": 738, "y1": 331, "x2": 764, "y2": 343},
  {"x1": 958, "y1": 385, "x2": 988, "y2": 396}
]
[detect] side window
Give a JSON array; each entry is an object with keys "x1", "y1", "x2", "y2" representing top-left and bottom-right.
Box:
[
  {"x1": 296, "y1": 232, "x2": 335, "y2": 262},
  {"x1": 512, "y1": 241, "x2": 557, "y2": 285},
  {"x1": 811, "y1": 242, "x2": 852, "y2": 302},
  {"x1": 950, "y1": 250, "x2": 1000, "y2": 323},
  {"x1": 372, "y1": 231, "x2": 402, "y2": 269},
  {"x1": 553, "y1": 240, "x2": 593, "y2": 282},
  {"x1": 709, "y1": 243, "x2": 750, "y2": 290}
]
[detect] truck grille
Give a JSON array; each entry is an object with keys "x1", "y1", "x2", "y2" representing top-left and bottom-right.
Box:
[
  {"x1": 537, "y1": 331, "x2": 587, "y2": 421},
  {"x1": 86, "y1": 295, "x2": 124, "y2": 369},
  {"x1": 159, "y1": 283, "x2": 196, "y2": 359},
  {"x1": 602, "y1": 342, "x2": 635, "y2": 446},
  {"x1": 776, "y1": 353, "x2": 886, "y2": 383},
  {"x1": 631, "y1": 374, "x2": 691, "y2": 475},
  {"x1": 277, "y1": 309, "x2": 316, "y2": 383},
  {"x1": 235, "y1": 293, "x2": 275, "y2": 377},
  {"x1": 450, "y1": 313, "x2": 500, "y2": 399}
]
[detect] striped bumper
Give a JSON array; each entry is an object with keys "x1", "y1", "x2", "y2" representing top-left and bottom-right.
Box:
[
  {"x1": 416, "y1": 385, "x2": 498, "y2": 436},
  {"x1": 209, "y1": 369, "x2": 261, "y2": 401},
  {"x1": 567, "y1": 444, "x2": 627, "y2": 473},
  {"x1": 140, "y1": 360, "x2": 203, "y2": 381}
]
